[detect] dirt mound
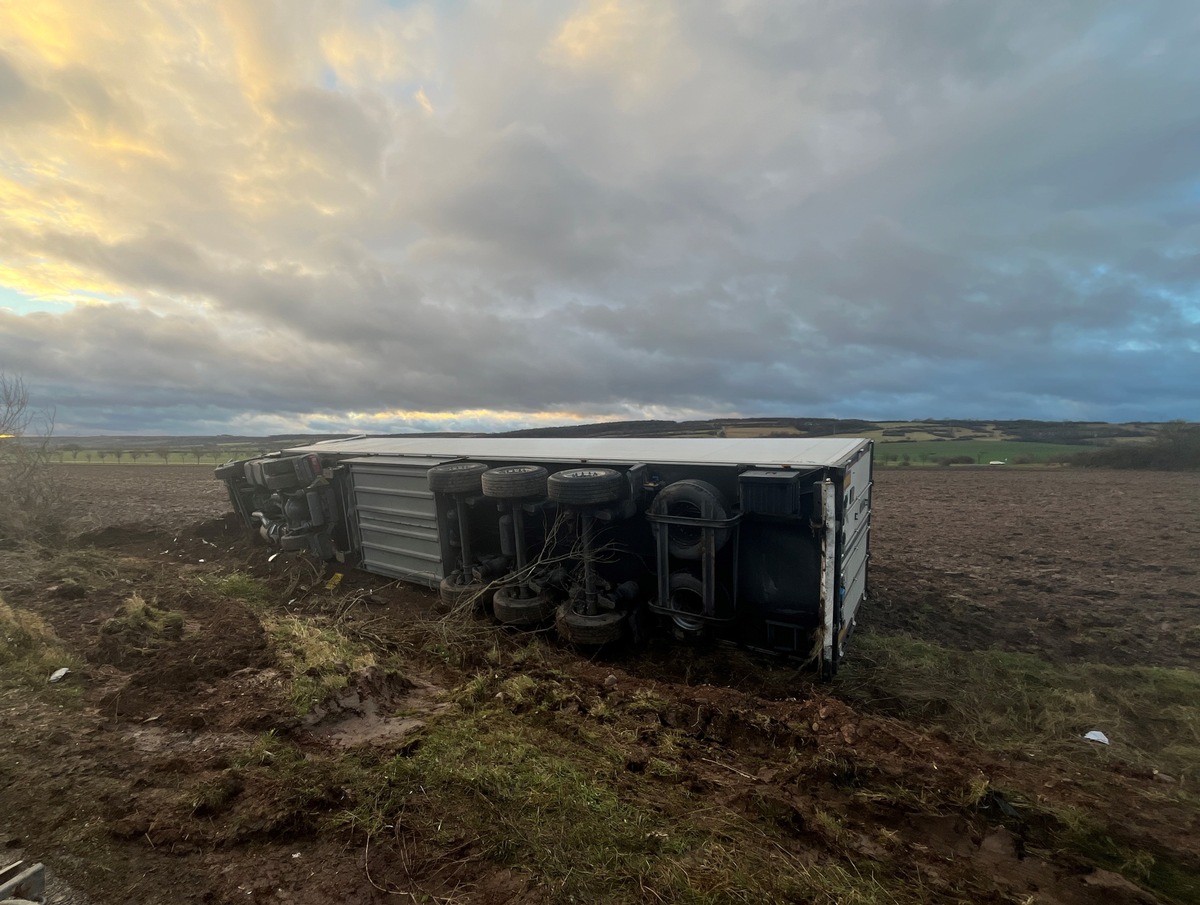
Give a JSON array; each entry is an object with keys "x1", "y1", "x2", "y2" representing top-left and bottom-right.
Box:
[
  {"x1": 303, "y1": 666, "x2": 450, "y2": 748},
  {"x1": 75, "y1": 524, "x2": 173, "y2": 550},
  {"x1": 92, "y1": 596, "x2": 279, "y2": 730}
]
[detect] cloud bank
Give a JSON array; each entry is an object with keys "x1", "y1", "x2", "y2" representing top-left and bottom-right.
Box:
[{"x1": 0, "y1": 0, "x2": 1197, "y2": 434}]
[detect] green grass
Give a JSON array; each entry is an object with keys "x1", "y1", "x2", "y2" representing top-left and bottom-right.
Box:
[
  {"x1": 210, "y1": 572, "x2": 275, "y2": 609},
  {"x1": 875, "y1": 439, "x2": 1091, "y2": 465},
  {"x1": 205, "y1": 570, "x2": 377, "y2": 715},
  {"x1": 839, "y1": 634, "x2": 1200, "y2": 903},
  {"x1": 269, "y1": 616, "x2": 376, "y2": 714},
  {"x1": 840, "y1": 634, "x2": 1200, "y2": 780},
  {"x1": 324, "y1": 704, "x2": 916, "y2": 904}
]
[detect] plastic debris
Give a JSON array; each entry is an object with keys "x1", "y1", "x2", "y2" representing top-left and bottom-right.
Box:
[
  {"x1": 325, "y1": 572, "x2": 344, "y2": 591},
  {"x1": 48, "y1": 668, "x2": 70, "y2": 683},
  {"x1": 1083, "y1": 730, "x2": 1110, "y2": 745}
]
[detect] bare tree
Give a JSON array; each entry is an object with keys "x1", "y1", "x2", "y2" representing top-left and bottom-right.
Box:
[{"x1": 0, "y1": 372, "x2": 63, "y2": 540}]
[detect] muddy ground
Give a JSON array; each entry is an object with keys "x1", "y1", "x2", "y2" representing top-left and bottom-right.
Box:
[{"x1": 1, "y1": 464, "x2": 1197, "y2": 904}]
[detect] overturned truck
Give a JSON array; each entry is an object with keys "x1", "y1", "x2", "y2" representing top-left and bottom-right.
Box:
[{"x1": 216, "y1": 437, "x2": 873, "y2": 676}]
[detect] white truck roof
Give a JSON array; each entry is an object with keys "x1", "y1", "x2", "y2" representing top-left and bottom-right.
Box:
[{"x1": 285, "y1": 436, "x2": 870, "y2": 468}]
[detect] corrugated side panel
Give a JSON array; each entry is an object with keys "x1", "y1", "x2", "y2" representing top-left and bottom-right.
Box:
[{"x1": 349, "y1": 458, "x2": 450, "y2": 587}]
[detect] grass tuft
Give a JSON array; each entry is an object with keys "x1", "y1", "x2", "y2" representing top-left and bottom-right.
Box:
[
  {"x1": 0, "y1": 594, "x2": 80, "y2": 693},
  {"x1": 212, "y1": 572, "x2": 274, "y2": 609},
  {"x1": 101, "y1": 594, "x2": 185, "y2": 641},
  {"x1": 268, "y1": 615, "x2": 376, "y2": 715}
]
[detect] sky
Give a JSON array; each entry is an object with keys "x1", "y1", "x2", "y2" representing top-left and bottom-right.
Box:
[{"x1": 0, "y1": 1, "x2": 1197, "y2": 436}]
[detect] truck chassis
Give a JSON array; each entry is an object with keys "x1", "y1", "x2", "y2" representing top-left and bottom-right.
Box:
[{"x1": 216, "y1": 437, "x2": 872, "y2": 677}]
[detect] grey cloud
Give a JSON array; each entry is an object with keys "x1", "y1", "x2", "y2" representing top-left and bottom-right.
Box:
[
  {"x1": 2, "y1": 1, "x2": 1198, "y2": 433},
  {"x1": 273, "y1": 86, "x2": 389, "y2": 178}
]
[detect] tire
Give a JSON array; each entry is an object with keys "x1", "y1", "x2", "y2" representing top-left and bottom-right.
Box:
[
  {"x1": 427, "y1": 461, "x2": 489, "y2": 494},
  {"x1": 555, "y1": 602, "x2": 626, "y2": 645},
  {"x1": 492, "y1": 586, "x2": 557, "y2": 625},
  {"x1": 547, "y1": 467, "x2": 624, "y2": 507},
  {"x1": 481, "y1": 465, "x2": 549, "y2": 500},
  {"x1": 667, "y1": 572, "x2": 708, "y2": 642},
  {"x1": 438, "y1": 576, "x2": 494, "y2": 610},
  {"x1": 650, "y1": 480, "x2": 730, "y2": 561}
]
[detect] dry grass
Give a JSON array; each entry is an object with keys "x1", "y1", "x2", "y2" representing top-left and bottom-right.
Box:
[{"x1": 0, "y1": 593, "x2": 80, "y2": 692}]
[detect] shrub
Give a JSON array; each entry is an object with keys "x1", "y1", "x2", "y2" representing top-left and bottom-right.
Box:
[
  {"x1": 1072, "y1": 422, "x2": 1200, "y2": 470},
  {"x1": 936, "y1": 455, "x2": 975, "y2": 466},
  {"x1": 0, "y1": 373, "x2": 64, "y2": 541}
]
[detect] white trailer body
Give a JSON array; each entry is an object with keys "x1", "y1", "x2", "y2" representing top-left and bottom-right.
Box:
[{"x1": 217, "y1": 437, "x2": 873, "y2": 676}]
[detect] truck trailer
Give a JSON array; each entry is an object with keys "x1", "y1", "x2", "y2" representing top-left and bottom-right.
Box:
[{"x1": 215, "y1": 436, "x2": 872, "y2": 677}]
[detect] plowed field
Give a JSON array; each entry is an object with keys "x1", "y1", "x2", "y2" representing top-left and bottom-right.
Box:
[{"x1": 0, "y1": 464, "x2": 1196, "y2": 904}]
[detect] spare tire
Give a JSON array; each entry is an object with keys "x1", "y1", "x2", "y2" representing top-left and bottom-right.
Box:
[
  {"x1": 427, "y1": 461, "x2": 489, "y2": 494},
  {"x1": 650, "y1": 480, "x2": 730, "y2": 561},
  {"x1": 547, "y1": 467, "x2": 624, "y2": 507},
  {"x1": 482, "y1": 464, "x2": 549, "y2": 500},
  {"x1": 667, "y1": 571, "x2": 708, "y2": 642}
]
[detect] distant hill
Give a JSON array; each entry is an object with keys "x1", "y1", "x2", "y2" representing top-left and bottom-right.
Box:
[
  {"x1": 495, "y1": 417, "x2": 879, "y2": 439},
  {"x1": 33, "y1": 418, "x2": 1190, "y2": 469}
]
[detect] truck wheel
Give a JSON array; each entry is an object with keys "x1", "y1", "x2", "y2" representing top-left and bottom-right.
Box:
[
  {"x1": 547, "y1": 468, "x2": 624, "y2": 507},
  {"x1": 481, "y1": 465, "x2": 549, "y2": 500},
  {"x1": 650, "y1": 480, "x2": 730, "y2": 560},
  {"x1": 492, "y1": 586, "x2": 556, "y2": 625},
  {"x1": 555, "y1": 602, "x2": 626, "y2": 645},
  {"x1": 438, "y1": 576, "x2": 493, "y2": 611},
  {"x1": 667, "y1": 572, "x2": 708, "y2": 643},
  {"x1": 427, "y1": 462, "x2": 489, "y2": 494}
]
